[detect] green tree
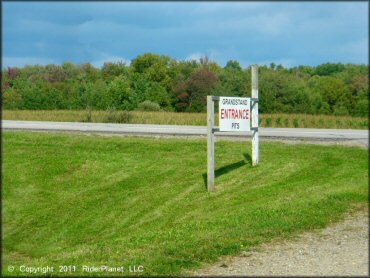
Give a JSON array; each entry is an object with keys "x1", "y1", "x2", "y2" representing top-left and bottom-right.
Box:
[
  {"x1": 131, "y1": 53, "x2": 175, "y2": 92},
  {"x1": 3, "y1": 88, "x2": 23, "y2": 109},
  {"x1": 2, "y1": 56, "x2": 368, "y2": 116},
  {"x1": 88, "y1": 80, "x2": 110, "y2": 110},
  {"x1": 130, "y1": 72, "x2": 151, "y2": 104},
  {"x1": 107, "y1": 76, "x2": 136, "y2": 110},
  {"x1": 101, "y1": 61, "x2": 129, "y2": 81},
  {"x1": 176, "y1": 60, "x2": 199, "y2": 80},
  {"x1": 186, "y1": 68, "x2": 218, "y2": 112},
  {"x1": 308, "y1": 76, "x2": 351, "y2": 113},
  {"x1": 314, "y1": 63, "x2": 345, "y2": 76},
  {"x1": 145, "y1": 83, "x2": 171, "y2": 109},
  {"x1": 214, "y1": 60, "x2": 247, "y2": 97}
]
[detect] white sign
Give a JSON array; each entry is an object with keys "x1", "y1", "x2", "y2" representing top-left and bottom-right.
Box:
[{"x1": 219, "y1": 96, "x2": 251, "y2": 131}]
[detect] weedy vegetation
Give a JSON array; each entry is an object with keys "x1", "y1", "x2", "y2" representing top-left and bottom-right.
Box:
[{"x1": 3, "y1": 110, "x2": 368, "y2": 129}]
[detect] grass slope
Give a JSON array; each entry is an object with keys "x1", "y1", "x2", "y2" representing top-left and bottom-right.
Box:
[
  {"x1": 3, "y1": 110, "x2": 369, "y2": 129},
  {"x1": 2, "y1": 131, "x2": 368, "y2": 276}
]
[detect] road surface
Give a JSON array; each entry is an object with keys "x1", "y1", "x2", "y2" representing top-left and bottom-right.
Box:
[{"x1": 2, "y1": 120, "x2": 368, "y2": 146}]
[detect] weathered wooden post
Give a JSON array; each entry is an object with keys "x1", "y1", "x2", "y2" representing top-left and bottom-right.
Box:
[
  {"x1": 207, "y1": 95, "x2": 215, "y2": 192},
  {"x1": 208, "y1": 77, "x2": 257, "y2": 191},
  {"x1": 251, "y1": 65, "x2": 259, "y2": 166}
]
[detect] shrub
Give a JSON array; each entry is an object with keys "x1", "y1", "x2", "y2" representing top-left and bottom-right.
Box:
[
  {"x1": 275, "y1": 117, "x2": 282, "y2": 126},
  {"x1": 145, "y1": 83, "x2": 171, "y2": 108},
  {"x1": 81, "y1": 109, "x2": 92, "y2": 122},
  {"x1": 3, "y1": 88, "x2": 23, "y2": 109},
  {"x1": 108, "y1": 76, "x2": 137, "y2": 111},
  {"x1": 333, "y1": 105, "x2": 349, "y2": 116},
  {"x1": 284, "y1": 118, "x2": 289, "y2": 127},
  {"x1": 360, "y1": 121, "x2": 368, "y2": 128},
  {"x1": 265, "y1": 118, "x2": 272, "y2": 127},
  {"x1": 137, "y1": 100, "x2": 161, "y2": 111},
  {"x1": 103, "y1": 108, "x2": 131, "y2": 123},
  {"x1": 318, "y1": 118, "x2": 325, "y2": 127},
  {"x1": 293, "y1": 118, "x2": 299, "y2": 128}
]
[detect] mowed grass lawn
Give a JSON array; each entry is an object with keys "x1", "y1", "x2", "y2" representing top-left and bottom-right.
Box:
[{"x1": 2, "y1": 131, "x2": 368, "y2": 276}]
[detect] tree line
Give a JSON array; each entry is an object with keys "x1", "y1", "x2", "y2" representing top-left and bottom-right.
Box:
[{"x1": 2, "y1": 53, "x2": 369, "y2": 116}]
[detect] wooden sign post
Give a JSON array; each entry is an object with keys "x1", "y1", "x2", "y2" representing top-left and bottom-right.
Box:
[
  {"x1": 207, "y1": 95, "x2": 215, "y2": 192},
  {"x1": 251, "y1": 65, "x2": 259, "y2": 166},
  {"x1": 207, "y1": 65, "x2": 259, "y2": 192}
]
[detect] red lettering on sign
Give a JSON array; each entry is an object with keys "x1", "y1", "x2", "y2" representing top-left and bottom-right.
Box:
[{"x1": 221, "y1": 109, "x2": 249, "y2": 120}]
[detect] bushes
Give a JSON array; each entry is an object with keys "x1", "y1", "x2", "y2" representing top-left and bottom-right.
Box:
[
  {"x1": 81, "y1": 108, "x2": 93, "y2": 122},
  {"x1": 137, "y1": 101, "x2": 161, "y2": 111},
  {"x1": 144, "y1": 83, "x2": 171, "y2": 109},
  {"x1": 3, "y1": 88, "x2": 23, "y2": 109},
  {"x1": 102, "y1": 108, "x2": 132, "y2": 123},
  {"x1": 265, "y1": 117, "x2": 272, "y2": 127},
  {"x1": 293, "y1": 118, "x2": 299, "y2": 128},
  {"x1": 107, "y1": 76, "x2": 137, "y2": 110}
]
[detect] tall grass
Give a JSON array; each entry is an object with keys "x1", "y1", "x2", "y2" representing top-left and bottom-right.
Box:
[{"x1": 3, "y1": 110, "x2": 368, "y2": 129}]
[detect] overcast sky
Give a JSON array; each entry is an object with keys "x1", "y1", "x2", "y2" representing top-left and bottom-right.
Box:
[{"x1": 3, "y1": 1, "x2": 369, "y2": 69}]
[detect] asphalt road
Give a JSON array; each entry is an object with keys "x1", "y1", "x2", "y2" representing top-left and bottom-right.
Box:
[{"x1": 2, "y1": 120, "x2": 368, "y2": 146}]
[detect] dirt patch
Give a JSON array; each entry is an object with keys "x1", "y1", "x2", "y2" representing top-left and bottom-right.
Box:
[{"x1": 190, "y1": 207, "x2": 369, "y2": 276}]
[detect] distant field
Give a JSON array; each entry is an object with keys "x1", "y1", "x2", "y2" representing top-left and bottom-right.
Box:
[
  {"x1": 3, "y1": 131, "x2": 368, "y2": 276},
  {"x1": 3, "y1": 110, "x2": 368, "y2": 129}
]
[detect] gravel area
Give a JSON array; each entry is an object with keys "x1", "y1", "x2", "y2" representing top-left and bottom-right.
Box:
[{"x1": 191, "y1": 208, "x2": 369, "y2": 276}]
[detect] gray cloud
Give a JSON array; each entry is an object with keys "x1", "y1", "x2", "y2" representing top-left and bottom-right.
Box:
[{"x1": 3, "y1": 2, "x2": 368, "y2": 68}]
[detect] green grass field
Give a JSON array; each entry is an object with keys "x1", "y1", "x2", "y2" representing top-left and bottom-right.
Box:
[
  {"x1": 3, "y1": 110, "x2": 369, "y2": 129},
  {"x1": 2, "y1": 131, "x2": 368, "y2": 276}
]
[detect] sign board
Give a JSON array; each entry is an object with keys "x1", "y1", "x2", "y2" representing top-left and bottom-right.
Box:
[
  {"x1": 207, "y1": 65, "x2": 258, "y2": 192},
  {"x1": 219, "y1": 97, "x2": 251, "y2": 131}
]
